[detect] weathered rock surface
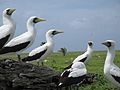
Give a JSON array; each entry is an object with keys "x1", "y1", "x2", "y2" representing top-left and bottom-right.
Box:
[
  {"x1": 0, "y1": 59, "x2": 99, "y2": 90},
  {"x1": 0, "y1": 59, "x2": 60, "y2": 90}
]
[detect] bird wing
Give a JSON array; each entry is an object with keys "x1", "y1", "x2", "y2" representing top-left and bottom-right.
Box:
[
  {"x1": 64, "y1": 54, "x2": 88, "y2": 69},
  {"x1": 61, "y1": 69, "x2": 71, "y2": 77},
  {"x1": 0, "y1": 25, "x2": 12, "y2": 48},
  {"x1": 29, "y1": 45, "x2": 48, "y2": 56},
  {"x1": 0, "y1": 25, "x2": 11, "y2": 39},
  {"x1": 68, "y1": 68, "x2": 87, "y2": 77},
  {"x1": 5, "y1": 32, "x2": 32, "y2": 47},
  {"x1": 0, "y1": 34, "x2": 10, "y2": 49},
  {"x1": 110, "y1": 65, "x2": 120, "y2": 76},
  {"x1": 73, "y1": 53, "x2": 88, "y2": 63},
  {"x1": 22, "y1": 45, "x2": 48, "y2": 62},
  {"x1": 110, "y1": 65, "x2": 120, "y2": 83},
  {"x1": 71, "y1": 62, "x2": 86, "y2": 69}
]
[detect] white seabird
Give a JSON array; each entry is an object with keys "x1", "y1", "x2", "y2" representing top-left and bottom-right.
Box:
[
  {"x1": 65, "y1": 41, "x2": 93, "y2": 69},
  {"x1": 22, "y1": 29, "x2": 63, "y2": 65},
  {"x1": 0, "y1": 8, "x2": 16, "y2": 49},
  {"x1": 102, "y1": 40, "x2": 120, "y2": 87},
  {"x1": 59, "y1": 62, "x2": 87, "y2": 87},
  {"x1": 0, "y1": 16, "x2": 46, "y2": 60}
]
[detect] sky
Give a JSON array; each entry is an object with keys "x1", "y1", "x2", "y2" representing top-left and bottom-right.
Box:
[{"x1": 0, "y1": 0, "x2": 120, "y2": 52}]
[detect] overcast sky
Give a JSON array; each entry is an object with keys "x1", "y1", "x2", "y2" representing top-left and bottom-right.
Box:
[{"x1": 0, "y1": 0, "x2": 120, "y2": 52}]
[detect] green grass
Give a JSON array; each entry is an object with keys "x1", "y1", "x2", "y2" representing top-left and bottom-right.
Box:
[{"x1": 0, "y1": 51, "x2": 120, "y2": 89}]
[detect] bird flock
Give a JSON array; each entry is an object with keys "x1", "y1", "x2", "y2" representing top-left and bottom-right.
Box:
[{"x1": 0, "y1": 8, "x2": 120, "y2": 88}]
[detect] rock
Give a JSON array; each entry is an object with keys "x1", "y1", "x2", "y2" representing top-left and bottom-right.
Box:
[{"x1": 0, "y1": 59, "x2": 60, "y2": 90}]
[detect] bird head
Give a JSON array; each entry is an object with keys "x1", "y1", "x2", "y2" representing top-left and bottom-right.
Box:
[
  {"x1": 88, "y1": 41, "x2": 93, "y2": 48},
  {"x1": 46, "y1": 29, "x2": 64, "y2": 37},
  {"x1": 3, "y1": 8, "x2": 16, "y2": 17},
  {"x1": 102, "y1": 40, "x2": 116, "y2": 48},
  {"x1": 28, "y1": 16, "x2": 46, "y2": 25}
]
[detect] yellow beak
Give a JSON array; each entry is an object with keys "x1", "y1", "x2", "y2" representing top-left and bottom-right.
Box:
[
  {"x1": 36, "y1": 18, "x2": 46, "y2": 22},
  {"x1": 10, "y1": 8, "x2": 16, "y2": 13}
]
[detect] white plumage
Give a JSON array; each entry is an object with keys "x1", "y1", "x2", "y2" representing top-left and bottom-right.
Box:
[
  {"x1": 0, "y1": 16, "x2": 46, "y2": 60},
  {"x1": 102, "y1": 40, "x2": 120, "y2": 87},
  {"x1": 0, "y1": 8, "x2": 16, "y2": 49},
  {"x1": 59, "y1": 62, "x2": 87, "y2": 87},
  {"x1": 73, "y1": 41, "x2": 93, "y2": 63},
  {"x1": 68, "y1": 62, "x2": 87, "y2": 77},
  {"x1": 22, "y1": 29, "x2": 63, "y2": 64},
  {"x1": 65, "y1": 41, "x2": 93, "y2": 69}
]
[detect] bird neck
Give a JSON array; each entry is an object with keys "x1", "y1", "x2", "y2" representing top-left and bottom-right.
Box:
[
  {"x1": 46, "y1": 34, "x2": 54, "y2": 45},
  {"x1": 3, "y1": 15, "x2": 15, "y2": 26},
  {"x1": 86, "y1": 45, "x2": 93, "y2": 54},
  {"x1": 27, "y1": 22, "x2": 36, "y2": 34},
  {"x1": 105, "y1": 47, "x2": 115, "y2": 66}
]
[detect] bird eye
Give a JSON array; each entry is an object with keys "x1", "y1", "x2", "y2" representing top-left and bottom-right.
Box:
[
  {"x1": 88, "y1": 42, "x2": 93, "y2": 46},
  {"x1": 107, "y1": 42, "x2": 111, "y2": 47},
  {"x1": 6, "y1": 9, "x2": 11, "y2": 15},
  {"x1": 33, "y1": 18, "x2": 38, "y2": 23},
  {"x1": 52, "y1": 31, "x2": 57, "y2": 35}
]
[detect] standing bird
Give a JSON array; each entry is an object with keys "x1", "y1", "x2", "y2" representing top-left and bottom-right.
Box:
[
  {"x1": 0, "y1": 16, "x2": 46, "y2": 61},
  {"x1": 59, "y1": 62, "x2": 87, "y2": 87},
  {"x1": 0, "y1": 8, "x2": 16, "y2": 49},
  {"x1": 22, "y1": 29, "x2": 64, "y2": 65},
  {"x1": 65, "y1": 41, "x2": 93, "y2": 69},
  {"x1": 102, "y1": 40, "x2": 120, "y2": 87}
]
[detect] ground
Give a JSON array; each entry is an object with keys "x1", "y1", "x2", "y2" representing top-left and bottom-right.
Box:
[{"x1": 0, "y1": 51, "x2": 120, "y2": 90}]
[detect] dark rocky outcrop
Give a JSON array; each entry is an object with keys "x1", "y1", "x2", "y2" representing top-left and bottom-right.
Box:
[
  {"x1": 0, "y1": 59, "x2": 60, "y2": 90},
  {"x1": 0, "y1": 59, "x2": 100, "y2": 90}
]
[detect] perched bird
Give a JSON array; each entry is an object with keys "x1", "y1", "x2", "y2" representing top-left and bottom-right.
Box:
[
  {"x1": 0, "y1": 16, "x2": 46, "y2": 61},
  {"x1": 59, "y1": 62, "x2": 87, "y2": 87},
  {"x1": 102, "y1": 40, "x2": 120, "y2": 87},
  {"x1": 65, "y1": 41, "x2": 93, "y2": 69},
  {"x1": 22, "y1": 29, "x2": 64, "y2": 65},
  {"x1": 0, "y1": 8, "x2": 16, "y2": 49}
]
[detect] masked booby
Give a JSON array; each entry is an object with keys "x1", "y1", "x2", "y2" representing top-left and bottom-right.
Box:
[
  {"x1": 22, "y1": 29, "x2": 63, "y2": 65},
  {"x1": 102, "y1": 40, "x2": 120, "y2": 87},
  {"x1": 0, "y1": 16, "x2": 46, "y2": 61},
  {"x1": 59, "y1": 62, "x2": 87, "y2": 87},
  {"x1": 65, "y1": 41, "x2": 93, "y2": 69},
  {"x1": 0, "y1": 8, "x2": 16, "y2": 49}
]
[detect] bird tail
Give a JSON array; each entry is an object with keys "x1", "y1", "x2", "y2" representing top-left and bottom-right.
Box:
[{"x1": 64, "y1": 64, "x2": 72, "y2": 69}]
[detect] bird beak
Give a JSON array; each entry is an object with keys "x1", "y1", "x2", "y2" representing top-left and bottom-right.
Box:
[
  {"x1": 36, "y1": 18, "x2": 46, "y2": 22},
  {"x1": 56, "y1": 30, "x2": 64, "y2": 34},
  {"x1": 101, "y1": 42, "x2": 107, "y2": 46},
  {"x1": 10, "y1": 8, "x2": 16, "y2": 13}
]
